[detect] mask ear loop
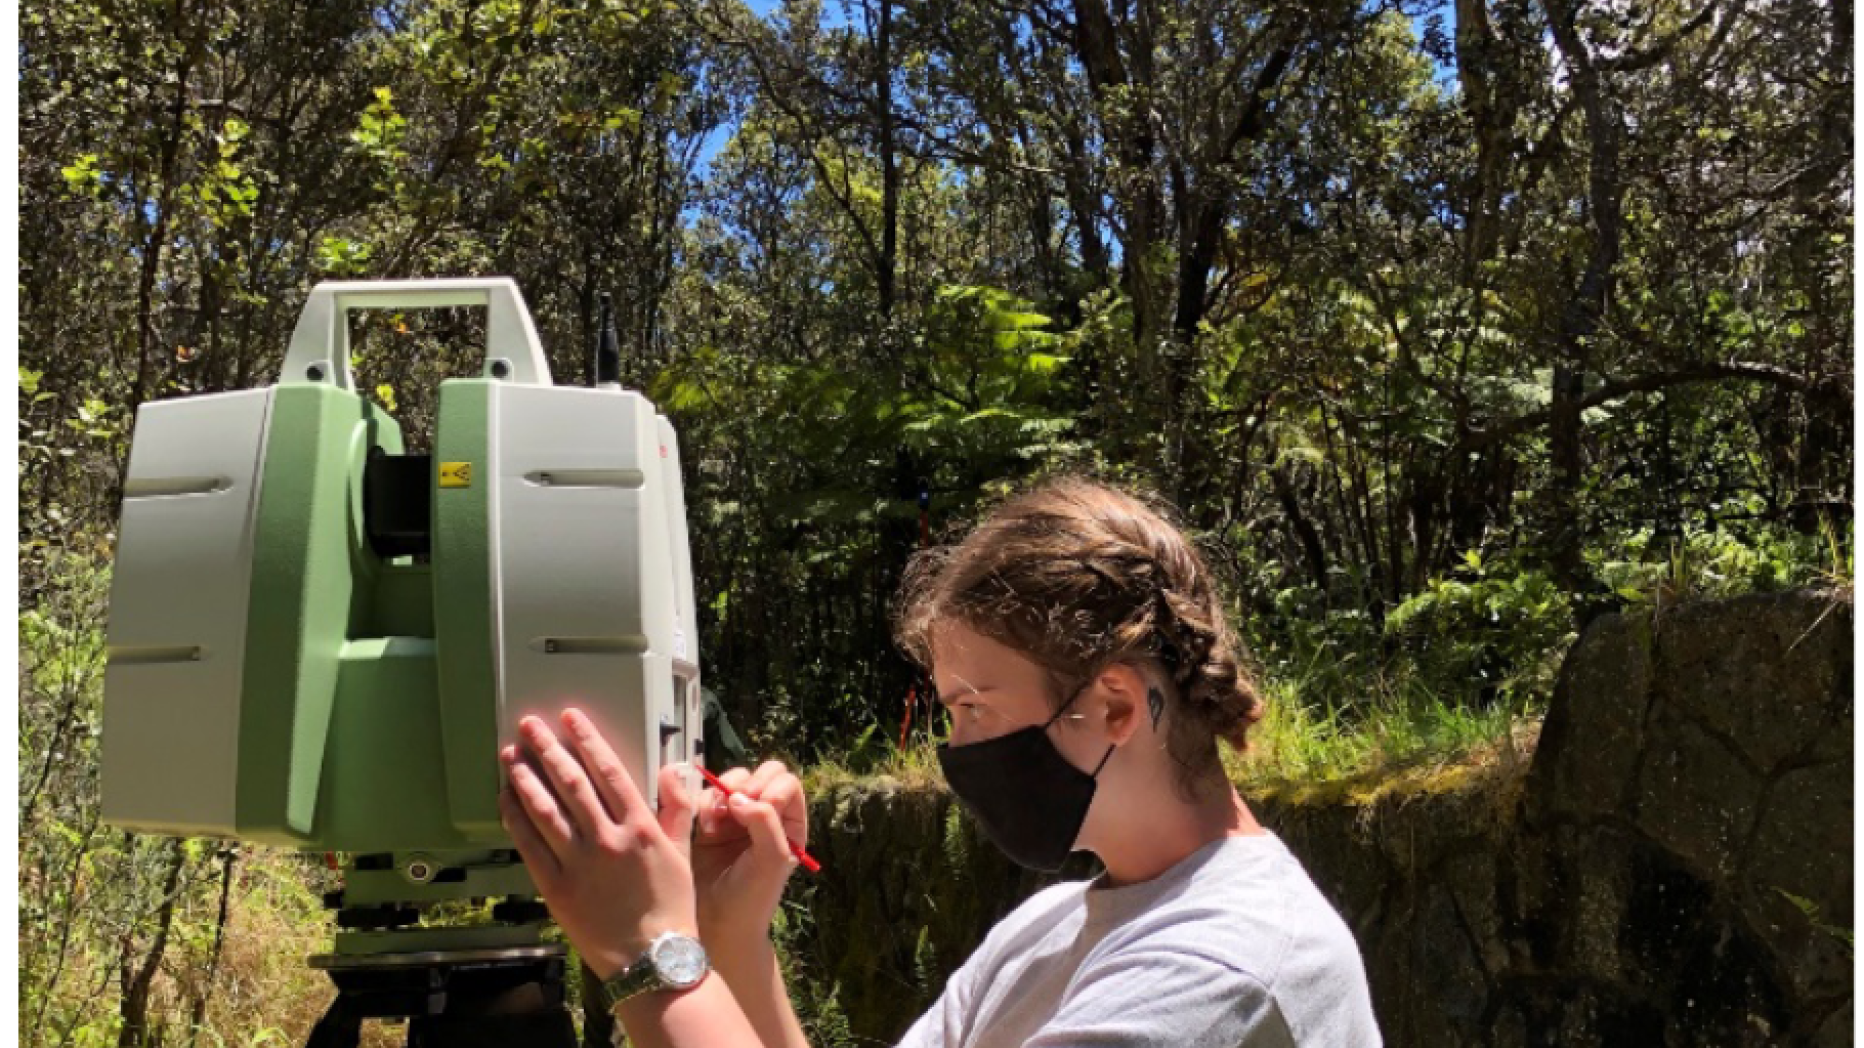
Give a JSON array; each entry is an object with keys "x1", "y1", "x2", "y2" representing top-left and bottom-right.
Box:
[
  {"x1": 1043, "y1": 681, "x2": 1094, "y2": 729},
  {"x1": 1045, "y1": 683, "x2": 1119, "y2": 778}
]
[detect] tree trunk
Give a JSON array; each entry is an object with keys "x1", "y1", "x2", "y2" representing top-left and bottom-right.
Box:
[
  {"x1": 875, "y1": 0, "x2": 898, "y2": 320},
  {"x1": 184, "y1": 846, "x2": 239, "y2": 1048},
  {"x1": 1543, "y1": 0, "x2": 1625, "y2": 605},
  {"x1": 1271, "y1": 462, "x2": 1329, "y2": 594},
  {"x1": 117, "y1": 838, "x2": 188, "y2": 1048}
]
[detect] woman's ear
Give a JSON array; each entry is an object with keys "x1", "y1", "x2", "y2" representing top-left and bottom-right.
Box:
[{"x1": 1093, "y1": 663, "x2": 1148, "y2": 746}]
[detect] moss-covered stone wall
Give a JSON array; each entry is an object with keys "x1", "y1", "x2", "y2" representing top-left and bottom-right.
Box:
[{"x1": 784, "y1": 589, "x2": 1852, "y2": 1046}]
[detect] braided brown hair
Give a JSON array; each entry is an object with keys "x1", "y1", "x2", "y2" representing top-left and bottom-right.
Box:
[{"x1": 893, "y1": 475, "x2": 1265, "y2": 798}]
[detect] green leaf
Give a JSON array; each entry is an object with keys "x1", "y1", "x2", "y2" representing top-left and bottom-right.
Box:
[
  {"x1": 316, "y1": 236, "x2": 374, "y2": 276},
  {"x1": 59, "y1": 154, "x2": 101, "y2": 194},
  {"x1": 958, "y1": 407, "x2": 1018, "y2": 426}
]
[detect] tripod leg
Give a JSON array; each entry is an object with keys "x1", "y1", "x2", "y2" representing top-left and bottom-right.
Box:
[{"x1": 304, "y1": 996, "x2": 363, "y2": 1048}]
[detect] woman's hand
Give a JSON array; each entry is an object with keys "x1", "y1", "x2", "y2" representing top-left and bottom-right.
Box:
[
  {"x1": 691, "y1": 761, "x2": 809, "y2": 951},
  {"x1": 499, "y1": 708, "x2": 698, "y2": 980}
]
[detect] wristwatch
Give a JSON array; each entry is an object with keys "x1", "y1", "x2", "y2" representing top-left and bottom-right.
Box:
[{"x1": 596, "y1": 931, "x2": 710, "y2": 1011}]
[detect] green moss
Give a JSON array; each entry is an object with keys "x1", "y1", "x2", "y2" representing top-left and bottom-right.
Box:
[{"x1": 803, "y1": 737, "x2": 946, "y2": 797}]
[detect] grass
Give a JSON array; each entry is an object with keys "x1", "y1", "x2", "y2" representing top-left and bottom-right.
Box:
[
  {"x1": 799, "y1": 672, "x2": 1544, "y2": 812},
  {"x1": 1228, "y1": 675, "x2": 1543, "y2": 807},
  {"x1": 18, "y1": 844, "x2": 364, "y2": 1048},
  {"x1": 197, "y1": 848, "x2": 365, "y2": 1048},
  {"x1": 801, "y1": 733, "x2": 946, "y2": 796}
]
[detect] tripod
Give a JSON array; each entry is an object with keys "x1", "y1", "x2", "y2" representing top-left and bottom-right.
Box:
[{"x1": 304, "y1": 946, "x2": 579, "y2": 1048}]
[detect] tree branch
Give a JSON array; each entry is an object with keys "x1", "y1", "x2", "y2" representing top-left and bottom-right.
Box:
[{"x1": 1458, "y1": 361, "x2": 1839, "y2": 453}]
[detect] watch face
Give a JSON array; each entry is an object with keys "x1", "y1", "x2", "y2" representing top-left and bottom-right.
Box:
[{"x1": 652, "y1": 935, "x2": 708, "y2": 988}]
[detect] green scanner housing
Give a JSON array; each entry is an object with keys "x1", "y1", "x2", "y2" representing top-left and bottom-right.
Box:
[{"x1": 100, "y1": 279, "x2": 704, "y2": 879}]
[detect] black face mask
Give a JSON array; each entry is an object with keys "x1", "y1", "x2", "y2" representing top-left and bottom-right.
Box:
[{"x1": 936, "y1": 687, "x2": 1115, "y2": 872}]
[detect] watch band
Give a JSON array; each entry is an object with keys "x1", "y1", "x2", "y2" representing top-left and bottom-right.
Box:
[{"x1": 598, "y1": 956, "x2": 663, "y2": 1010}]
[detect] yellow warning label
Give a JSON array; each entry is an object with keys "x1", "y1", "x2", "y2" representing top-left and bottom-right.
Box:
[{"x1": 438, "y1": 461, "x2": 473, "y2": 488}]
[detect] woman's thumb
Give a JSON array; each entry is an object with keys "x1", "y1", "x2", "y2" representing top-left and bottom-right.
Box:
[
  {"x1": 728, "y1": 793, "x2": 797, "y2": 869},
  {"x1": 656, "y1": 763, "x2": 697, "y2": 849}
]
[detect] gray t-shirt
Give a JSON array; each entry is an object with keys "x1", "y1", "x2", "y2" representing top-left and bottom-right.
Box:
[{"x1": 895, "y1": 831, "x2": 1381, "y2": 1048}]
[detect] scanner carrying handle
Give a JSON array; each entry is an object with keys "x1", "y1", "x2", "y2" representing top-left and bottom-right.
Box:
[{"x1": 282, "y1": 278, "x2": 554, "y2": 390}]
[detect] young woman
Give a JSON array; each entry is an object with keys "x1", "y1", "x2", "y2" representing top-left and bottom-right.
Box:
[{"x1": 499, "y1": 476, "x2": 1382, "y2": 1047}]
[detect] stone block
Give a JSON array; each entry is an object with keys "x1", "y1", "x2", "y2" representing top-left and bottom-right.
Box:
[
  {"x1": 1527, "y1": 612, "x2": 1653, "y2": 825},
  {"x1": 1745, "y1": 760, "x2": 1853, "y2": 930},
  {"x1": 1740, "y1": 763, "x2": 1853, "y2": 1009},
  {"x1": 1633, "y1": 705, "x2": 1764, "y2": 884},
  {"x1": 1810, "y1": 999, "x2": 1853, "y2": 1048},
  {"x1": 1654, "y1": 591, "x2": 1851, "y2": 775}
]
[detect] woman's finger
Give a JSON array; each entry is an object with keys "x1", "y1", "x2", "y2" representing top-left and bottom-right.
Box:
[
  {"x1": 504, "y1": 745, "x2": 578, "y2": 862},
  {"x1": 560, "y1": 708, "x2": 650, "y2": 827},
  {"x1": 742, "y1": 760, "x2": 789, "y2": 798},
  {"x1": 709, "y1": 767, "x2": 755, "y2": 816},
  {"x1": 759, "y1": 774, "x2": 809, "y2": 843},
  {"x1": 655, "y1": 762, "x2": 697, "y2": 851},
  {"x1": 498, "y1": 783, "x2": 563, "y2": 889},
  {"x1": 727, "y1": 793, "x2": 800, "y2": 869},
  {"x1": 695, "y1": 785, "x2": 722, "y2": 837},
  {"x1": 520, "y1": 716, "x2": 611, "y2": 836}
]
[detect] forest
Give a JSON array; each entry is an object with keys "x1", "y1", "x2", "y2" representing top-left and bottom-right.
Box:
[{"x1": 17, "y1": 0, "x2": 1852, "y2": 1043}]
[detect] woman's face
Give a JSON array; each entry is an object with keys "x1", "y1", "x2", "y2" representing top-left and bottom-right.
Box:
[{"x1": 928, "y1": 620, "x2": 1070, "y2": 748}]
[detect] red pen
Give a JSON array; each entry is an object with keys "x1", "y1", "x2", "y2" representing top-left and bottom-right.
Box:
[{"x1": 694, "y1": 764, "x2": 822, "y2": 874}]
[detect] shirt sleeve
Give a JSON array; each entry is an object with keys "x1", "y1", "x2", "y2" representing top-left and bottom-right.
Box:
[
  {"x1": 1019, "y1": 949, "x2": 1299, "y2": 1048},
  {"x1": 894, "y1": 938, "x2": 982, "y2": 1048},
  {"x1": 896, "y1": 882, "x2": 1081, "y2": 1048}
]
